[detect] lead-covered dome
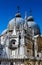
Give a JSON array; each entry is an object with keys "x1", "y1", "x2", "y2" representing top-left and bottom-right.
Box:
[
  {"x1": 8, "y1": 13, "x2": 24, "y2": 30},
  {"x1": 27, "y1": 16, "x2": 41, "y2": 35}
]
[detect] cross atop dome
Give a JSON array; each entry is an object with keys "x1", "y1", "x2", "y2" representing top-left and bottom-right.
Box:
[
  {"x1": 17, "y1": 6, "x2": 20, "y2": 13},
  {"x1": 15, "y1": 6, "x2": 21, "y2": 17},
  {"x1": 27, "y1": 8, "x2": 34, "y2": 21},
  {"x1": 29, "y1": 8, "x2": 32, "y2": 16}
]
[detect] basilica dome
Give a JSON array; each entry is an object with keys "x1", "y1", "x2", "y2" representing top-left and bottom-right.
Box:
[
  {"x1": 8, "y1": 13, "x2": 24, "y2": 31},
  {"x1": 27, "y1": 16, "x2": 41, "y2": 35}
]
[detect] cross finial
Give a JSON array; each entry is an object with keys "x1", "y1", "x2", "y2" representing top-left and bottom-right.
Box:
[
  {"x1": 15, "y1": 6, "x2": 21, "y2": 17},
  {"x1": 17, "y1": 6, "x2": 20, "y2": 13},
  {"x1": 29, "y1": 8, "x2": 32, "y2": 15}
]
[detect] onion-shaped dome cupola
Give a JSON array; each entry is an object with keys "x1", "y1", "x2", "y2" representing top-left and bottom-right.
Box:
[
  {"x1": 15, "y1": 13, "x2": 21, "y2": 17},
  {"x1": 8, "y1": 7, "x2": 24, "y2": 31},
  {"x1": 27, "y1": 16, "x2": 41, "y2": 35},
  {"x1": 27, "y1": 16, "x2": 34, "y2": 21},
  {"x1": 15, "y1": 6, "x2": 21, "y2": 17},
  {"x1": 8, "y1": 15, "x2": 24, "y2": 31}
]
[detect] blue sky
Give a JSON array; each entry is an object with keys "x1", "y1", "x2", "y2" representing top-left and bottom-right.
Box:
[{"x1": 0, "y1": 0, "x2": 42, "y2": 34}]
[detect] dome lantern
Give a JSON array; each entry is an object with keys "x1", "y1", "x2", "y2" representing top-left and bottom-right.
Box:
[
  {"x1": 15, "y1": 13, "x2": 21, "y2": 17},
  {"x1": 27, "y1": 16, "x2": 34, "y2": 21},
  {"x1": 15, "y1": 6, "x2": 21, "y2": 17},
  {"x1": 27, "y1": 8, "x2": 34, "y2": 21}
]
